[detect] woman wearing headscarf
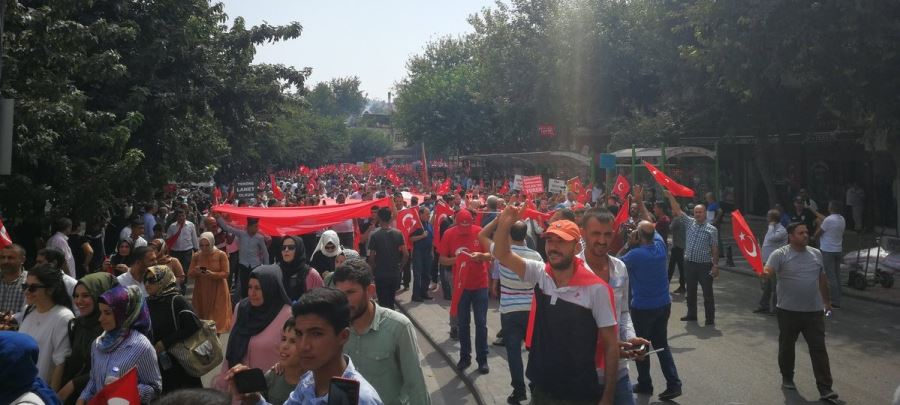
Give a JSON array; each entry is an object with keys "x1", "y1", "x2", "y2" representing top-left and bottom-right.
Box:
[
  {"x1": 309, "y1": 230, "x2": 343, "y2": 276},
  {"x1": 76, "y1": 285, "x2": 161, "y2": 405},
  {"x1": 189, "y1": 232, "x2": 233, "y2": 333},
  {"x1": 323, "y1": 248, "x2": 360, "y2": 288},
  {"x1": 277, "y1": 235, "x2": 324, "y2": 302},
  {"x1": 19, "y1": 263, "x2": 76, "y2": 391},
  {"x1": 109, "y1": 239, "x2": 135, "y2": 275},
  {"x1": 212, "y1": 265, "x2": 292, "y2": 400},
  {"x1": 148, "y1": 239, "x2": 186, "y2": 288},
  {"x1": 144, "y1": 265, "x2": 202, "y2": 393},
  {"x1": 0, "y1": 331, "x2": 62, "y2": 405},
  {"x1": 58, "y1": 273, "x2": 118, "y2": 405}
]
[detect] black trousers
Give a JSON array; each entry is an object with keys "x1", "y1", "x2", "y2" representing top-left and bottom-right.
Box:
[
  {"x1": 375, "y1": 277, "x2": 401, "y2": 309},
  {"x1": 776, "y1": 308, "x2": 833, "y2": 393},
  {"x1": 684, "y1": 261, "x2": 715, "y2": 321},
  {"x1": 668, "y1": 246, "x2": 685, "y2": 288},
  {"x1": 401, "y1": 257, "x2": 411, "y2": 288}
]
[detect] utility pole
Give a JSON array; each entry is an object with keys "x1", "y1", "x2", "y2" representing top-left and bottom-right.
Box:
[
  {"x1": 388, "y1": 91, "x2": 394, "y2": 144},
  {"x1": 0, "y1": 1, "x2": 13, "y2": 176}
]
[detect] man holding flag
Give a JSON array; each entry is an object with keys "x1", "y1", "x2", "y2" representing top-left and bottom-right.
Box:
[{"x1": 664, "y1": 190, "x2": 718, "y2": 326}]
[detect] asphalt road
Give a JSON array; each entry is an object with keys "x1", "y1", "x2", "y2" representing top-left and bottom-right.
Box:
[{"x1": 633, "y1": 270, "x2": 900, "y2": 404}]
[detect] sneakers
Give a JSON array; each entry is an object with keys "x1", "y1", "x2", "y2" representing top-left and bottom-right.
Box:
[
  {"x1": 753, "y1": 307, "x2": 769, "y2": 314},
  {"x1": 658, "y1": 387, "x2": 682, "y2": 401},
  {"x1": 429, "y1": 282, "x2": 439, "y2": 291},
  {"x1": 456, "y1": 357, "x2": 471, "y2": 370},
  {"x1": 478, "y1": 363, "x2": 490, "y2": 374},
  {"x1": 680, "y1": 316, "x2": 697, "y2": 321},
  {"x1": 449, "y1": 328, "x2": 459, "y2": 341},
  {"x1": 492, "y1": 337, "x2": 505, "y2": 346},
  {"x1": 819, "y1": 389, "x2": 839, "y2": 401},
  {"x1": 506, "y1": 390, "x2": 527, "y2": 404},
  {"x1": 632, "y1": 384, "x2": 653, "y2": 395},
  {"x1": 705, "y1": 319, "x2": 715, "y2": 326},
  {"x1": 781, "y1": 379, "x2": 796, "y2": 390},
  {"x1": 672, "y1": 286, "x2": 685, "y2": 294}
]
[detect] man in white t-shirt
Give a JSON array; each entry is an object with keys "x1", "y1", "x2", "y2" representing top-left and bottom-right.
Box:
[
  {"x1": 814, "y1": 201, "x2": 845, "y2": 308},
  {"x1": 117, "y1": 245, "x2": 156, "y2": 297}
]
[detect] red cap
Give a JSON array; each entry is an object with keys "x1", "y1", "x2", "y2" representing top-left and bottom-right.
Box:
[
  {"x1": 543, "y1": 220, "x2": 581, "y2": 242},
  {"x1": 454, "y1": 209, "x2": 473, "y2": 224}
]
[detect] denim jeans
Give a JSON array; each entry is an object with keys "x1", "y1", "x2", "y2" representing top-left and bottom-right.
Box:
[
  {"x1": 412, "y1": 249, "x2": 433, "y2": 300},
  {"x1": 458, "y1": 288, "x2": 489, "y2": 364},
  {"x1": 631, "y1": 304, "x2": 681, "y2": 391},
  {"x1": 501, "y1": 311, "x2": 529, "y2": 393},
  {"x1": 822, "y1": 251, "x2": 842, "y2": 306},
  {"x1": 612, "y1": 374, "x2": 635, "y2": 405}
]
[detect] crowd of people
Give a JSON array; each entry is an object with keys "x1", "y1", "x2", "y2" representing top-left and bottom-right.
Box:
[{"x1": 0, "y1": 163, "x2": 846, "y2": 404}]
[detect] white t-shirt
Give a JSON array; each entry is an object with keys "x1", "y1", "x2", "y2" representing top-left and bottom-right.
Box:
[
  {"x1": 62, "y1": 273, "x2": 79, "y2": 317},
  {"x1": 819, "y1": 214, "x2": 846, "y2": 253},
  {"x1": 18, "y1": 305, "x2": 75, "y2": 383},
  {"x1": 117, "y1": 271, "x2": 148, "y2": 298}
]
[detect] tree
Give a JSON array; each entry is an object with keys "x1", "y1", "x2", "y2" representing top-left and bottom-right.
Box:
[
  {"x1": 306, "y1": 77, "x2": 366, "y2": 119},
  {"x1": 346, "y1": 128, "x2": 392, "y2": 163}
]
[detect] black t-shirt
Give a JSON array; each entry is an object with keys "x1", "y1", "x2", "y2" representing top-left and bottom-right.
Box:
[
  {"x1": 790, "y1": 208, "x2": 817, "y2": 232},
  {"x1": 368, "y1": 227, "x2": 405, "y2": 280}
]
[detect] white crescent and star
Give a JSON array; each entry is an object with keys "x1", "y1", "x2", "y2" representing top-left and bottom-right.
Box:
[
  {"x1": 401, "y1": 213, "x2": 418, "y2": 230},
  {"x1": 738, "y1": 232, "x2": 759, "y2": 258}
]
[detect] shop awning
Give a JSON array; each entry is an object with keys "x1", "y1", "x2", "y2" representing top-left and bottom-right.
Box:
[
  {"x1": 459, "y1": 151, "x2": 592, "y2": 167},
  {"x1": 611, "y1": 146, "x2": 716, "y2": 160}
]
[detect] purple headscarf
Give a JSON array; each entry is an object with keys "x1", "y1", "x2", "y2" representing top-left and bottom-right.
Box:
[{"x1": 97, "y1": 285, "x2": 153, "y2": 352}]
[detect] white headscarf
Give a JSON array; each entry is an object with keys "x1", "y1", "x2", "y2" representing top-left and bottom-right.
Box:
[{"x1": 313, "y1": 230, "x2": 343, "y2": 258}]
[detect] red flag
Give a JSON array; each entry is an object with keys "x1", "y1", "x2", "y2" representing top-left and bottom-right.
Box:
[
  {"x1": 567, "y1": 177, "x2": 584, "y2": 195},
  {"x1": 0, "y1": 218, "x2": 12, "y2": 249},
  {"x1": 732, "y1": 210, "x2": 764, "y2": 274},
  {"x1": 613, "y1": 175, "x2": 630, "y2": 202},
  {"x1": 306, "y1": 180, "x2": 316, "y2": 195},
  {"x1": 454, "y1": 184, "x2": 462, "y2": 194},
  {"x1": 521, "y1": 208, "x2": 554, "y2": 224},
  {"x1": 397, "y1": 206, "x2": 423, "y2": 249},
  {"x1": 213, "y1": 187, "x2": 222, "y2": 206},
  {"x1": 437, "y1": 178, "x2": 451, "y2": 194},
  {"x1": 450, "y1": 253, "x2": 487, "y2": 317},
  {"x1": 613, "y1": 198, "x2": 630, "y2": 231},
  {"x1": 88, "y1": 367, "x2": 140, "y2": 405},
  {"x1": 479, "y1": 179, "x2": 484, "y2": 189},
  {"x1": 577, "y1": 183, "x2": 592, "y2": 204},
  {"x1": 642, "y1": 161, "x2": 695, "y2": 198},
  {"x1": 432, "y1": 202, "x2": 454, "y2": 248},
  {"x1": 270, "y1": 175, "x2": 284, "y2": 200},
  {"x1": 498, "y1": 179, "x2": 509, "y2": 195}
]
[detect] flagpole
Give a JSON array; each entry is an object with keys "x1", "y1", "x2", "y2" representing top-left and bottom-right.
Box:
[
  {"x1": 631, "y1": 145, "x2": 636, "y2": 188},
  {"x1": 421, "y1": 142, "x2": 429, "y2": 190},
  {"x1": 714, "y1": 141, "x2": 720, "y2": 200},
  {"x1": 661, "y1": 142, "x2": 667, "y2": 174}
]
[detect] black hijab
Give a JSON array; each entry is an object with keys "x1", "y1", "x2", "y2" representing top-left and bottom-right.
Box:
[
  {"x1": 225, "y1": 265, "x2": 290, "y2": 366},
  {"x1": 110, "y1": 239, "x2": 136, "y2": 267},
  {"x1": 278, "y1": 236, "x2": 311, "y2": 301}
]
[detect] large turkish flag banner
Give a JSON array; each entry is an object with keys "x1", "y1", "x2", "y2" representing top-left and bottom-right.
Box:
[{"x1": 732, "y1": 210, "x2": 763, "y2": 274}]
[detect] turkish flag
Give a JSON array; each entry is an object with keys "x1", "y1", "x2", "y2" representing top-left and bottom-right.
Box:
[
  {"x1": 88, "y1": 367, "x2": 139, "y2": 405},
  {"x1": 306, "y1": 180, "x2": 316, "y2": 195},
  {"x1": 397, "y1": 206, "x2": 423, "y2": 249},
  {"x1": 613, "y1": 197, "x2": 630, "y2": 231},
  {"x1": 732, "y1": 210, "x2": 763, "y2": 274},
  {"x1": 437, "y1": 178, "x2": 451, "y2": 194},
  {"x1": 567, "y1": 177, "x2": 584, "y2": 195},
  {"x1": 450, "y1": 253, "x2": 487, "y2": 317},
  {"x1": 613, "y1": 175, "x2": 630, "y2": 202},
  {"x1": 642, "y1": 161, "x2": 695, "y2": 198},
  {"x1": 0, "y1": 218, "x2": 12, "y2": 249},
  {"x1": 270, "y1": 175, "x2": 284, "y2": 200},
  {"x1": 577, "y1": 184, "x2": 592, "y2": 204},
  {"x1": 521, "y1": 208, "x2": 554, "y2": 224},
  {"x1": 498, "y1": 179, "x2": 509, "y2": 195},
  {"x1": 432, "y1": 202, "x2": 454, "y2": 248}
]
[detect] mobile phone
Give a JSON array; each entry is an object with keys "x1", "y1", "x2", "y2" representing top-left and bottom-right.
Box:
[
  {"x1": 233, "y1": 368, "x2": 267, "y2": 394},
  {"x1": 627, "y1": 344, "x2": 646, "y2": 354},
  {"x1": 199, "y1": 266, "x2": 208, "y2": 273},
  {"x1": 327, "y1": 376, "x2": 360, "y2": 405},
  {"x1": 630, "y1": 347, "x2": 666, "y2": 360}
]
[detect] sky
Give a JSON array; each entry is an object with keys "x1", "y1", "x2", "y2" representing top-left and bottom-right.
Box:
[{"x1": 218, "y1": 0, "x2": 498, "y2": 100}]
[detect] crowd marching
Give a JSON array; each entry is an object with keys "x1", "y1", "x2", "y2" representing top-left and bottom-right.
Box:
[{"x1": 0, "y1": 161, "x2": 844, "y2": 404}]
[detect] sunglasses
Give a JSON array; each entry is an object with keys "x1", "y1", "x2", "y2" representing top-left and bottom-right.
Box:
[
  {"x1": 282, "y1": 245, "x2": 296, "y2": 251},
  {"x1": 21, "y1": 283, "x2": 48, "y2": 293}
]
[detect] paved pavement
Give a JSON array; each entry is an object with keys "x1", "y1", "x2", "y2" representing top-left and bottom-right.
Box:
[{"x1": 397, "y1": 270, "x2": 900, "y2": 404}]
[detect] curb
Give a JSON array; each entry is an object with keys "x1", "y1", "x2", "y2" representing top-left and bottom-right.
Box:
[
  {"x1": 395, "y1": 302, "x2": 487, "y2": 405},
  {"x1": 719, "y1": 264, "x2": 900, "y2": 308}
]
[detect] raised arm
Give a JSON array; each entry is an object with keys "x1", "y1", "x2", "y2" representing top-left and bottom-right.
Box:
[
  {"x1": 664, "y1": 190, "x2": 684, "y2": 218},
  {"x1": 477, "y1": 216, "x2": 498, "y2": 252},
  {"x1": 633, "y1": 184, "x2": 652, "y2": 222},
  {"x1": 492, "y1": 205, "x2": 526, "y2": 279}
]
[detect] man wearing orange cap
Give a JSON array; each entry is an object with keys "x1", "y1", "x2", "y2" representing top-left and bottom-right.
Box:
[
  {"x1": 493, "y1": 205, "x2": 619, "y2": 405},
  {"x1": 438, "y1": 209, "x2": 492, "y2": 374}
]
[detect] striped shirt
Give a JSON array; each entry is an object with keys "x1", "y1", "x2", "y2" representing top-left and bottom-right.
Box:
[
  {"x1": 490, "y1": 243, "x2": 542, "y2": 314},
  {"x1": 78, "y1": 331, "x2": 162, "y2": 404},
  {"x1": 0, "y1": 270, "x2": 27, "y2": 314},
  {"x1": 682, "y1": 213, "x2": 718, "y2": 263}
]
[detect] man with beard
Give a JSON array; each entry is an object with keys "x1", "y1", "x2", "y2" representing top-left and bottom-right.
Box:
[
  {"x1": 579, "y1": 208, "x2": 655, "y2": 404},
  {"x1": 0, "y1": 244, "x2": 28, "y2": 314},
  {"x1": 493, "y1": 205, "x2": 619, "y2": 405},
  {"x1": 333, "y1": 259, "x2": 430, "y2": 405}
]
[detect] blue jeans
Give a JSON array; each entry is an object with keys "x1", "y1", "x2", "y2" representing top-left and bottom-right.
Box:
[
  {"x1": 613, "y1": 374, "x2": 635, "y2": 405},
  {"x1": 501, "y1": 311, "x2": 529, "y2": 393},
  {"x1": 412, "y1": 250, "x2": 433, "y2": 299},
  {"x1": 458, "y1": 288, "x2": 489, "y2": 364},
  {"x1": 631, "y1": 304, "x2": 681, "y2": 391}
]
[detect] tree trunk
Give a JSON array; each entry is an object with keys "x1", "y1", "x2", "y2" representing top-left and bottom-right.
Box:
[{"x1": 754, "y1": 139, "x2": 780, "y2": 209}]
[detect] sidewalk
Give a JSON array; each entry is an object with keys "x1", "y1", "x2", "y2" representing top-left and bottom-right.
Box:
[
  {"x1": 719, "y1": 217, "x2": 900, "y2": 307},
  {"x1": 395, "y1": 288, "x2": 519, "y2": 405}
]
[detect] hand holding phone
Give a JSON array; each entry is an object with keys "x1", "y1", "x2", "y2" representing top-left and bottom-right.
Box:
[
  {"x1": 233, "y1": 368, "x2": 267, "y2": 394},
  {"x1": 328, "y1": 377, "x2": 360, "y2": 405}
]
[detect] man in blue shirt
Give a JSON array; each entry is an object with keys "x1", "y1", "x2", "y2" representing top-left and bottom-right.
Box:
[
  {"x1": 227, "y1": 288, "x2": 383, "y2": 405},
  {"x1": 619, "y1": 217, "x2": 683, "y2": 401}
]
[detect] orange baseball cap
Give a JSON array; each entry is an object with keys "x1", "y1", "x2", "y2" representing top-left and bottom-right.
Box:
[{"x1": 543, "y1": 220, "x2": 581, "y2": 241}]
